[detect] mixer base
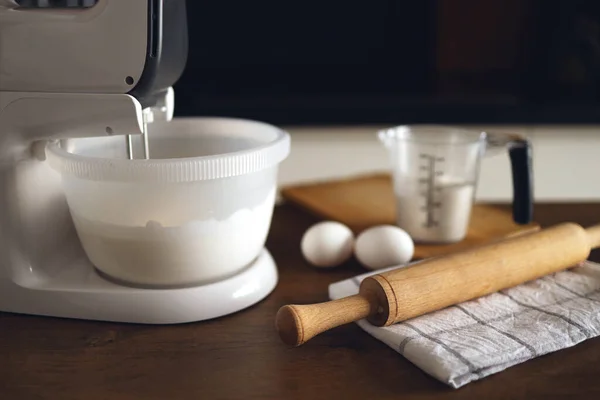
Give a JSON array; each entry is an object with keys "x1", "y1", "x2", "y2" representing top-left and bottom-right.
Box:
[{"x1": 0, "y1": 248, "x2": 278, "y2": 324}]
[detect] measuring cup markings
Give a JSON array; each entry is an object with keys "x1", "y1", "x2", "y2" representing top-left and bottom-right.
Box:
[{"x1": 418, "y1": 153, "x2": 446, "y2": 229}]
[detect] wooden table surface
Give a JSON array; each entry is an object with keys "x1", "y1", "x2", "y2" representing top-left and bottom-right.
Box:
[{"x1": 3, "y1": 203, "x2": 600, "y2": 399}]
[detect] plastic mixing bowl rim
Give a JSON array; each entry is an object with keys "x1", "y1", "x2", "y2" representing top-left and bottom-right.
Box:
[
  {"x1": 46, "y1": 123, "x2": 289, "y2": 165},
  {"x1": 44, "y1": 118, "x2": 291, "y2": 183}
]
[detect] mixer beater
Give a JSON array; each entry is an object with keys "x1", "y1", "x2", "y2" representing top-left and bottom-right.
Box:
[{"x1": 127, "y1": 108, "x2": 152, "y2": 160}]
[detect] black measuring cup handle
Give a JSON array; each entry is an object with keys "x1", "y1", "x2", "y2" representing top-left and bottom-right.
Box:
[
  {"x1": 508, "y1": 139, "x2": 533, "y2": 224},
  {"x1": 488, "y1": 133, "x2": 534, "y2": 225}
]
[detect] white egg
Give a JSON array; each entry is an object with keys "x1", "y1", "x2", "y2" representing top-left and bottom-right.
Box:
[
  {"x1": 355, "y1": 225, "x2": 414, "y2": 270},
  {"x1": 300, "y1": 221, "x2": 355, "y2": 268}
]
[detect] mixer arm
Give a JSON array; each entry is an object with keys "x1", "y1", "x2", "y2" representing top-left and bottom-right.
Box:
[{"x1": 0, "y1": 92, "x2": 145, "y2": 163}]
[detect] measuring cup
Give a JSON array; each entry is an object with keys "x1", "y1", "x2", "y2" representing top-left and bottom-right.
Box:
[{"x1": 378, "y1": 125, "x2": 533, "y2": 243}]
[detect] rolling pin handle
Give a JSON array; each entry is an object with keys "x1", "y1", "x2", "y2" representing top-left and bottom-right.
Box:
[
  {"x1": 585, "y1": 224, "x2": 600, "y2": 249},
  {"x1": 276, "y1": 294, "x2": 373, "y2": 346}
]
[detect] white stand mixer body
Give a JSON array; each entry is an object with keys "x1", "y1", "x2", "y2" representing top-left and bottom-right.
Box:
[
  {"x1": 0, "y1": 91, "x2": 279, "y2": 324},
  {"x1": 0, "y1": 1, "x2": 279, "y2": 323}
]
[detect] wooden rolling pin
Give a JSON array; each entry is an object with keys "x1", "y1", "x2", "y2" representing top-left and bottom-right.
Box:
[{"x1": 276, "y1": 222, "x2": 600, "y2": 346}]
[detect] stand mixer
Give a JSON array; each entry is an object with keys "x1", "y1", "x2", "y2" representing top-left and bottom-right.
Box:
[{"x1": 0, "y1": 0, "x2": 280, "y2": 323}]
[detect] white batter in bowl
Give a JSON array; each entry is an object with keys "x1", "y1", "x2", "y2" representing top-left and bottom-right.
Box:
[{"x1": 46, "y1": 117, "x2": 290, "y2": 287}]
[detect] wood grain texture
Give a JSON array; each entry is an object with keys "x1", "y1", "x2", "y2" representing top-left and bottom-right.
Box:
[
  {"x1": 280, "y1": 173, "x2": 540, "y2": 259},
  {"x1": 2, "y1": 203, "x2": 600, "y2": 400},
  {"x1": 368, "y1": 222, "x2": 593, "y2": 324}
]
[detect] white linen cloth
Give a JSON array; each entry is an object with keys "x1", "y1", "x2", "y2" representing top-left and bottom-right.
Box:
[{"x1": 328, "y1": 260, "x2": 600, "y2": 388}]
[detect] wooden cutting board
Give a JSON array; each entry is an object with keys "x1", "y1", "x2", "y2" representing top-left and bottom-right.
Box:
[{"x1": 280, "y1": 173, "x2": 539, "y2": 259}]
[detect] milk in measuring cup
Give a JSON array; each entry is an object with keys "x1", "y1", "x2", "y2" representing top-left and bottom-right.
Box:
[{"x1": 395, "y1": 176, "x2": 475, "y2": 243}]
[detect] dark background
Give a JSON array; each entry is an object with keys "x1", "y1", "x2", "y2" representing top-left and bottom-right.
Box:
[
  {"x1": 16, "y1": 0, "x2": 600, "y2": 126},
  {"x1": 173, "y1": 0, "x2": 600, "y2": 126}
]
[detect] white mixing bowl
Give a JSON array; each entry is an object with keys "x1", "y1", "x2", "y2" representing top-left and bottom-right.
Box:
[{"x1": 46, "y1": 117, "x2": 290, "y2": 287}]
